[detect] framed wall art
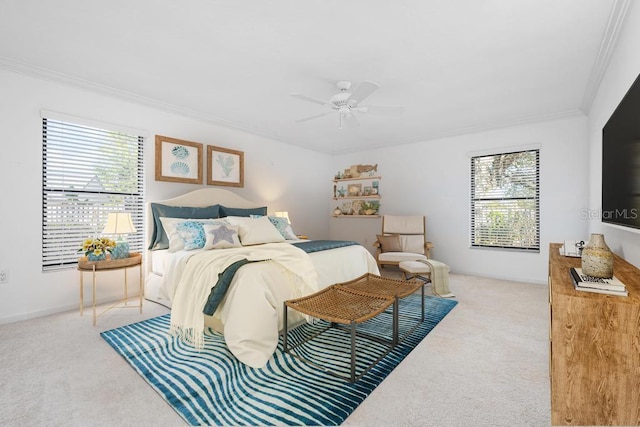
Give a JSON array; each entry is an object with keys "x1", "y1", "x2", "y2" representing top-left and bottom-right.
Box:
[
  {"x1": 155, "y1": 135, "x2": 203, "y2": 184},
  {"x1": 207, "y1": 145, "x2": 244, "y2": 187}
]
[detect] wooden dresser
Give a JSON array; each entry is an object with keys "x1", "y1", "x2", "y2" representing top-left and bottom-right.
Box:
[{"x1": 548, "y1": 243, "x2": 640, "y2": 425}]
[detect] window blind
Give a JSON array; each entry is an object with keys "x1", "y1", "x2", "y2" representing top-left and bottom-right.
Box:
[
  {"x1": 470, "y1": 149, "x2": 540, "y2": 251},
  {"x1": 42, "y1": 118, "x2": 144, "y2": 270}
]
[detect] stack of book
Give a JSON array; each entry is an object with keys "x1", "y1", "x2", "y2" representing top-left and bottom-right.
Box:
[{"x1": 569, "y1": 267, "x2": 628, "y2": 296}]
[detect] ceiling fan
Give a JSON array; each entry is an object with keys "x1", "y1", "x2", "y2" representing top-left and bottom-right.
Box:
[{"x1": 290, "y1": 80, "x2": 404, "y2": 129}]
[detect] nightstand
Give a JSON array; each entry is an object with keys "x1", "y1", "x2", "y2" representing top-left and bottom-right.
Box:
[{"x1": 78, "y1": 252, "x2": 143, "y2": 325}]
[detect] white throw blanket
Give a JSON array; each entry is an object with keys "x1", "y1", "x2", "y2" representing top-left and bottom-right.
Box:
[
  {"x1": 169, "y1": 243, "x2": 318, "y2": 349},
  {"x1": 421, "y1": 259, "x2": 455, "y2": 298}
]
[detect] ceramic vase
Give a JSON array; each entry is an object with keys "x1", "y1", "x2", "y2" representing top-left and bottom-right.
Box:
[
  {"x1": 581, "y1": 233, "x2": 614, "y2": 278},
  {"x1": 87, "y1": 252, "x2": 107, "y2": 262},
  {"x1": 110, "y1": 241, "x2": 130, "y2": 259}
]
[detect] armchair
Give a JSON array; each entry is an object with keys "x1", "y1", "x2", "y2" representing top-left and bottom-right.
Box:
[{"x1": 374, "y1": 215, "x2": 433, "y2": 269}]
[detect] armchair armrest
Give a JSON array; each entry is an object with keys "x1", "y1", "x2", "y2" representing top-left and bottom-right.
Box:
[
  {"x1": 425, "y1": 241, "x2": 434, "y2": 259},
  {"x1": 373, "y1": 239, "x2": 382, "y2": 256}
]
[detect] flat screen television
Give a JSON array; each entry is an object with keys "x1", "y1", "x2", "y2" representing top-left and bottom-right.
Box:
[{"x1": 602, "y1": 72, "x2": 640, "y2": 230}]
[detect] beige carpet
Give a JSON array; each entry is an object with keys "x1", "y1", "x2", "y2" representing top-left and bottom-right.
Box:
[{"x1": 0, "y1": 271, "x2": 550, "y2": 426}]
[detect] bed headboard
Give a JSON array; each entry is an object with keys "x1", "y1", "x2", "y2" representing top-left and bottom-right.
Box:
[
  {"x1": 145, "y1": 188, "x2": 264, "y2": 272},
  {"x1": 151, "y1": 188, "x2": 261, "y2": 210}
]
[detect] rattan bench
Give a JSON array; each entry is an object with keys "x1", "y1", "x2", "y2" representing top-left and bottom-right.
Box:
[
  {"x1": 336, "y1": 273, "x2": 424, "y2": 345},
  {"x1": 283, "y1": 285, "x2": 395, "y2": 382}
]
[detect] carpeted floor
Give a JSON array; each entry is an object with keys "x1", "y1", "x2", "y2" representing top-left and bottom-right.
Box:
[{"x1": 0, "y1": 271, "x2": 550, "y2": 426}]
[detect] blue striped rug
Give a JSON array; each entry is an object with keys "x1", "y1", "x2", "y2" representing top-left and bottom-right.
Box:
[{"x1": 101, "y1": 293, "x2": 457, "y2": 426}]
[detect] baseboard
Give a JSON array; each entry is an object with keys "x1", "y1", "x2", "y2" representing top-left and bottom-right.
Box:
[
  {"x1": 450, "y1": 269, "x2": 547, "y2": 286},
  {"x1": 0, "y1": 292, "x2": 144, "y2": 325}
]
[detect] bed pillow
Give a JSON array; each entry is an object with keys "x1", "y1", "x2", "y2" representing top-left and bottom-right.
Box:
[
  {"x1": 250, "y1": 215, "x2": 298, "y2": 240},
  {"x1": 225, "y1": 216, "x2": 286, "y2": 245},
  {"x1": 175, "y1": 221, "x2": 209, "y2": 251},
  {"x1": 219, "y1": 205, "x2": 267, "y2": 218},
  {"x1": 377, "y1": 234, "x2": 403, "y2": 252},
  {"x1": 203, "y1": 222, "x2": 242, "y2": 249},
  {"x1": 149, "y1": 203, "x2": 221, "y2": 250},
  {"x1": 160, "y1": 217, "x2": 227, "y2": 252},
  {"x1": 267, "y1": 216, "x2": 298, "y2": 240}
]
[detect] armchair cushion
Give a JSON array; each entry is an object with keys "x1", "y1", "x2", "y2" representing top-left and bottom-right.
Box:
[{"x1": 376, "y1": 234, "x2": 403, "y2": 253}]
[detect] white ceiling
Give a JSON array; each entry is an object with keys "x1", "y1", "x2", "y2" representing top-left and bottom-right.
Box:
[{"x1": 0, "y1": 0, "x2": 630, "y2": 154}]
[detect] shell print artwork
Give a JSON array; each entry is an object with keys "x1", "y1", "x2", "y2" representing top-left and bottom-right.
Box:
[
  {"x1": 171, "y1": 145, "x2": 190, "y2": 159},
  {"x1": 170, "y1": 161, "x2": 190, "y2": 176}
]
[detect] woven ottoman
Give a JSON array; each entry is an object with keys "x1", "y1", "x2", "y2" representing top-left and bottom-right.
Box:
[
  {"x1": 283, "y1": 285, "x2": 395, "y2": 383},
  {"x1": 336, "y1": 273, "x2": 424, "y2": 345}
]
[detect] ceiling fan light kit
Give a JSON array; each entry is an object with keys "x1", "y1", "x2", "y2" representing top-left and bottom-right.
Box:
[{"x1": 291, "y1": 80, "x2": 404, "y2": 129}]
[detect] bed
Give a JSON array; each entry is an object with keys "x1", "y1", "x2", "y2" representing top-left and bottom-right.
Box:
[{"x1": 145, "y1": 188, "x2": 380, "y2": 368}]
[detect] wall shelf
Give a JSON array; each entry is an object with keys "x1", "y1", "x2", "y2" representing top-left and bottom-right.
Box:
[
  {"x1": 332, "y1": 173, "x2": 381, "y2": 217},
  {"x1": 333, "y1": 175, "x2": 381, "y2": 183},
  {"x1": 333, "y1": 215, "x2": 380, "y2": 218},
  {"x1": 333, "y1": 195, "x2": 381, "y2": 200}
]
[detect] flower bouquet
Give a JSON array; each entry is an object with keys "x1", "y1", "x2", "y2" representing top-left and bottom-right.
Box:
[{"x1": 79, "y1": 237, "x2": 117, "y2": 261}]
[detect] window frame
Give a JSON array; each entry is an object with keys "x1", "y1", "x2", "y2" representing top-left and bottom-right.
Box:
[
  {"x1": 42, "y1": 117, "x2": 145, "y2": 271},
  {"x1": 470, "y1": 148, "x2": 540, "y2": 252}
]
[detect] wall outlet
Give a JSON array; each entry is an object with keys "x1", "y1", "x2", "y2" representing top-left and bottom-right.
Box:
[{"x1": 0, "y1": 270, "x2": 7, "y2": 283}]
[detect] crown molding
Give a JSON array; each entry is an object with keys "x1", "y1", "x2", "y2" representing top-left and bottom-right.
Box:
[
  {"x1": 580, "y1": 0, "x2": 632, "y2": 113},
  {"x1": 0, "y1": 56, "x2": 290, "y2": 145}
]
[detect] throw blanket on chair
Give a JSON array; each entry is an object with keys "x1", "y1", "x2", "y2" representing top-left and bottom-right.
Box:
[{"x1": 420, "y1": 259, "x2": 455, "y2": 298}]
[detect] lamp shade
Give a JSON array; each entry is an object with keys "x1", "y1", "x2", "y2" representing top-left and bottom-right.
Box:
[
  {"x1": 273, "y1": 211, "x2": 290, "y2": 224},
  {"x1": 102, "y1": 212, "x2": 136, "y2": 235}
]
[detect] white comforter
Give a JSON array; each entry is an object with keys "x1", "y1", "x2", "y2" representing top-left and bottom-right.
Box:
[{"x1": 164, "y1": 242, "x2": 379, "y2": 368}]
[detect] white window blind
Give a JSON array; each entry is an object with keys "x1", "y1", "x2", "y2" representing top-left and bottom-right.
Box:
[
  {"x1": 42, "y1": 118, "x2": 144, "y2": 270},
  {"x1": 470, "y1": 149, "x2": 540, "y2": 251}
]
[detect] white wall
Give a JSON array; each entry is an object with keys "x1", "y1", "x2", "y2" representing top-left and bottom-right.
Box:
[
  {"x1": 0, "y1": 69, "x2": 331, "y2": 323},
  {"x1": 331, "y1": 115, "x2": 590, "y2": 284},
  {"x1": 586, "y1": 0, "x2": 640, "y2": 268}
]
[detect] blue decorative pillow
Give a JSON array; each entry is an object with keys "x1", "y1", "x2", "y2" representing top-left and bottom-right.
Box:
[
  {"x1": 149, "y1": 203, "x2": 220, "y2": 250},
  {"x1": 267, "y1": 216, "x2": 297, "y2": 240},
  {"x1": 219, "y1": 205, "x2": 267, "y2": 218},
  {"x1": 175, "y1": 221, "x2": 208, "y2": 251},
  {"x1": 160, "y1": 217, "x2": 226, "y2": 252},
  {"x1": 250, "y1": 214, "x2": 298, "y2": 240}
]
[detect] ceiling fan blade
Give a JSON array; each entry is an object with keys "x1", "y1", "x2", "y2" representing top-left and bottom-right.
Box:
[
  {"x1": 290, "y1": 93, "x2": 330, "y2": 106},
  {"x1": 358, "y1": 105, "x2": 405, "y2": 116},
  {"x1": 296, "y1": 111, "x2": 333, "y2": 123},
  {"x1": 347, "y1": 81, "x2": 380, "y2": 104}
]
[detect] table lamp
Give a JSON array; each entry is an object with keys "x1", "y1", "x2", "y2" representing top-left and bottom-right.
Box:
[
  {"x1": 273, "y1": 211, "x2": 290, "y2": 224},
  {"x1": 102, "y1": 212, "x2": 136, "y2": 259}
]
